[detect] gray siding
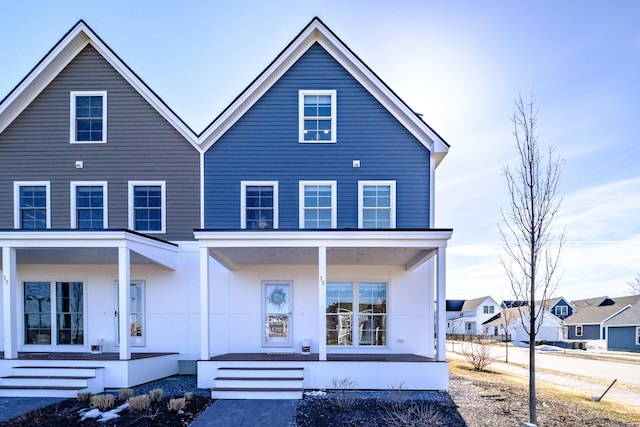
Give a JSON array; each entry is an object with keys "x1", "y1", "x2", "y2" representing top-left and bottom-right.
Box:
[
  {"x1": 568, "y1": 324, "x2": 601, "y2": 340},
  {"x1": 203, "y1": 43, "x2": 430, "y2": 229},
  {"x1": 607, "y1": 326, "x2": 640, "y2": 353},
  {"x1": 0, "y1": 46, "x2": 199, "y2": 241}
]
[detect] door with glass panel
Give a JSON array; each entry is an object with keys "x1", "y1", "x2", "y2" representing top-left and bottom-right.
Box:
[
  {"x1": 24, "y1": 281, "x2": 84, "y2": 346},
  {"x1": 115, "y1": 281, "x2": 145, "y2": 346},
  {"x1": 263, "y1": 282, "x2": 292, "y2": 347}
]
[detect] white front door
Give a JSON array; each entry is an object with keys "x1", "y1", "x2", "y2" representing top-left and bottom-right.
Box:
[
  {"x1": 263, "y1": 281, "x2": 292, "y2": 347},
  {"x1": 115, "y1": 281, "x2": 145, "y2": 346}
]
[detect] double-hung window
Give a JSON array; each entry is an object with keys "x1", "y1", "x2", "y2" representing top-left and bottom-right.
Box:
[
  {"x1": 241, "y1": 181, "x2": 278, "y2": 229},
  {"x1": 576, "y1": 325, "x2": 583, "y2": 337},
  {"x1": 128, "y1": 181, "x2": 165, "y2": 233},
  {"x1": 555, "y1": 305, "x2": 568, "y2": 316},
  {"x1": 71, "y1": 182, "x2": 107, "y2": 229},
  {"x1": 14, "y1": 182, "x2": 50, "y2": 229},
  {"x1": 358, "y1": 181, "x2": 396, "y2": 229},
  {"x1": 483, "y1": 305, "x2": 495, "y2": 314},
  {"x1": 299, "y1": 90, "x2": 336, "y2": 143},
  {"x1": 299, "y1": 181, "x2": 336, "y2": 229},
  {"x1": 70, "y1": 91, "x2": 107, "y2": 143}
]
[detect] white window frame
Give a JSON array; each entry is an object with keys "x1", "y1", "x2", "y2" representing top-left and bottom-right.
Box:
[
  {"x1": 358, "y1": 180, "x2": 396, "y2": 229},
  {"x1": 636, "y1": 326, "x2": 640, "y2": 346},
  {"x1": 299, "y1": 90, "x2": 337, "y2": 143},
  {"x1": 240, "y1": 181, "x2": 279, "y2": 229},
  {"x1": 128, "y1": 181, "x2": 166, "y2": 234},
  {"x1": 555, "y1": 305, "x2": 568, "y2": 316},
  {"x1": 70, "y1": 91, "x2": 107, "y2": 144},
  {"x1": 576, "y1": 325, "x2": 583, "y2": 337},
  {"x1": 115, "y1": 281, "x2": 146, "y2": 347},
  {"x1": 483, "y1": 305, "x2": 495, "y2": 314},
  {"x1": 14, "y1": 181, "x2": 51, "y2": 229},
  {"x1": 70, "y1": 181, "x2": 108, "y2": 229},
  {"x1": 299, "y1": 180, "x2": 337, "y2": 229},
  {"x1": 20, "y1": 280, "x2": 87, "y2": 349}
]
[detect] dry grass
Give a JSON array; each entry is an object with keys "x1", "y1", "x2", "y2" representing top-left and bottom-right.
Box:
[
  {"x1": 90, "y1": 394, "x2": 115, "y2": 411},
  {"x1": 448, "y1": 357, "x2": 640, "y2": 425},
  {"x1": 127, "y1": 394, "x2": 151, "y2": 411}
]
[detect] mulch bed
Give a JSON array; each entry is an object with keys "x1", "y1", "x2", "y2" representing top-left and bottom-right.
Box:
[{"x1": 0, "y1": 395, "x2": 211, "y2": 427}]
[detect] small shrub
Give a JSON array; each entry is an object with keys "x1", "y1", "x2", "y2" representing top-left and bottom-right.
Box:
[
  {"x1": 91, "y1": 394, "x2": 115, "y2": 411},
  {"x1": 462, "y1": 341, "x2": 493, "y2": 371},
  {"x1": 127, "y1": 394, "x2": 151, "y2": 411},
  {"x1": 330, "y1": 376, "x2": 358, "y2": 410},
  {"x1": 77, "y1": 391, "x2": 93, "y2": 402},
  {"x1": 149, "y1": 388, "x2": 164, "y2": 402},
  {"x1": 117, "y1": 388, "x2": 133, "y2": 401},
  {"x1": 184, "y1": 391, "x2": 193, "y2": 401},
  {"x1": 381, "y1": 402, "x2": 448, "y2": 426},
  {"x1": 167, "y1": 397, "x2": 187, "y2": 411}
]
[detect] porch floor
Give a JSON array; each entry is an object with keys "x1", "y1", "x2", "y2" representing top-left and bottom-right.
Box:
[
  {"x1": 0, "y1": 352, "x2": 177, "y2": 361},
  {"x1": 209, "y1": 353, "x2": 435, "y2": 362}
]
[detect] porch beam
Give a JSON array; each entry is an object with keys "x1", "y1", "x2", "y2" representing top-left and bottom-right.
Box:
[
  {"x1": 118, "y1": 246, "x2": 131, "y2": 360},
  {"x1": 318, "y1": 246, "x2": 327, "y2": 361},
  {"x1": 2, "y1": 247, "x2": 18, "y2": 359},
  {"x1": 435, "y1": 246, "x2": 446, "y2": 361},
  {"x1": 200, "y1": 247, "x2": 210, "y2": 360}
]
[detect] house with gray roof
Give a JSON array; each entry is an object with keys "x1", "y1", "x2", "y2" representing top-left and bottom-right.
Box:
[
  {"x1": 446, "y1": 296, "x2": 500, "y2": 335},
  {"x1": 605, "y1": 303, "x2": 640, "y2": 353},
  {"x1": 564, "y1": 305, "x2": 630, "y2": 340}
]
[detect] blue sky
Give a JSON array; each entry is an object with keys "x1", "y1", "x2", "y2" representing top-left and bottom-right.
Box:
[{"x1": 1, "y1": 1, "x2": 639, "y2": 301}]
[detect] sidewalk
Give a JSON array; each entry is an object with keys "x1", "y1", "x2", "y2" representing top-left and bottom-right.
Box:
[{"x1": 189, "y1": 399, "x2": 299, "y2": 427}]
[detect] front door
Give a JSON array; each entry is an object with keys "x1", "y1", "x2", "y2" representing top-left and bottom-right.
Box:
[
  {"x1": 115, "y1": 281, "x2": 145, "y2": 346},
  {"x1": 263, "y1": 281, "x2": 292, "y2": 347},
  {"x1": 24, "y1": 281, "x2": 84, "y2": 346}
]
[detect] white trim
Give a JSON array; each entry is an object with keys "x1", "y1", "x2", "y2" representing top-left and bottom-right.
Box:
[
  {"x1": 240, "y1": 181, "x2": 279, "y2": 229},
  {"x1": 576, "y1": 325, "x2": 583, "y2": 336},
  {"x1": 115, "y1": 280, "x2": 146, "y2": 347},
  {"x1": 358, "y1": 180, "x2": 396, "y2": 229},
  {"x1": 299, "y1": 180, "x2": 337, "y2": 229},
  {"x1": 262, "y1": 281, "x2": 293, "y2": 348},
  {"x1": 13, "y1": 181, "x2": 51, "y2": 229},
  {"x1": 128, "y1": 181, "x2": 166, "y2": 234},
  {"x1": 70, "y1": 181, "x2": 108, "y2": 229},
  {"x1": 636, "y1": 326, "x2": 640, "y2": 346},
  {"x1": 70, "y1": 91, "x2": 107, "y2": 144},
  {"x1": 298, "y1": 90, "x2": 337, "y2": 143}
]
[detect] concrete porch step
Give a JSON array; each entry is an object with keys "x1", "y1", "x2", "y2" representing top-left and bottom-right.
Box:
[
  {"x1": 0, "y1": 366, "x2": 104, "y2": 397},
  {"x1": 212, "y1": 366, "x2": 304, "y2": 399},
  {"x1": 211, "y1": 387, "x2": 303, "y2": 400}
]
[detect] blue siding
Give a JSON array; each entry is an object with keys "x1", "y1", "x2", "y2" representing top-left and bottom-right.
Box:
[
  {"x1": 608, "y1": 326, "x2": 640, "y2": 353},
  {"x1": 568, "y1": 324, "x2": 601, "y2": 340},
  {"x1": 551, "y1": 301, "x2": 573, "y2": 319},
  {"x1": 203, "y1": 43, "x2": 430, "y2": 229}
]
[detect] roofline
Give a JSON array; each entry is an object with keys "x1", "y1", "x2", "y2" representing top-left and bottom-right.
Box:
[
  {"x1": 0, "y1": 20, "x2": 200, "y2": 150},
  {"x1": 198, "y1": 17, "x2": 449, "y2": 164}
]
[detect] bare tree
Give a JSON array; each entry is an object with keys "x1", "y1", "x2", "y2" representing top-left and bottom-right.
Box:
[
  {"x1": 628, "y1": 274, "x2": 640, "y2": 295},
  {"x1": 497, "y1": 308, "x2": 517, "y2": 363},
  {"x1": 498, "y1": 92, "x2": 565, "y2": 425}
]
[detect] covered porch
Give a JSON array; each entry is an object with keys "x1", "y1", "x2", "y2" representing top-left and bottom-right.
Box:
[{"x1": 195, "y1": 229, "x2": 451, "y2": 395}]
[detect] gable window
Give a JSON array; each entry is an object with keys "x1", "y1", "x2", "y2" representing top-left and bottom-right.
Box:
[
  {"x1": 326, "y1": 282, "x2": 386, "y2": 347},
  {"x1": 299, "y1": 90, "x2": 336, "y2": 143},
  {"x1": 483, "y1": 305, "x2": 495, "y2": 314},
  {"x1": 358, "y1": 181, "x2": 396, "y2": 229},
  {"x1": 14, "y1": 182, "x2": 50, "y2": 229},
  {"x1": 555, "y1": 305, "x2": 568, "y2": 316},
  {"x1": 576, "y1": 325, "x2": 583, "y2": 336},
  {"x1": 241, "y1": 181, "x2": 278, "y2": 229},
  {"x1": 128, "y1": 181, "x2": 165, "y2": 233},
  {"x1": 71, "y1": 182, "x2": 107, "y2": 229},
  {"x1": 70, "y1": 91, "x2": 107, "y2": 143},
  {"x1": 299, "y1": 181, "x2": 336, "y2": 229}
]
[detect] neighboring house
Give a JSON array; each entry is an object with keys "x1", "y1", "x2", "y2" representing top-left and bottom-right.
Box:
[
  {"x1": 0, "y1": 18, "x2": 453, "y2": 398},
  {"x1": 482, "y1": 307, "x2": 563, "y2": 342},
  {"x1": 537, "y1": 297, "x2": 574, "y2": 320},
  {"x1": 571, "y1": 295, "x2": 640, "y2": 309},
  {"x1": 604, "y1": 303, "x2": 640, "y2": 353},
  {"x1": 501, "y1": 300, "x2": 528, "y2": 309},
  {"x1": 564, "y1": 305, "x2": 630, "y2": 340},
  {"x1": 446, "y1": 296, "x2": 500, "y2": 335},
  {"x1": 0, "y1": 21, "x2": 201, "y2": 396}
]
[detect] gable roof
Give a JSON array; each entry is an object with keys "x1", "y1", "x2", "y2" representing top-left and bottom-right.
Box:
[
  {"x1": 198, "y1": 17, "x2": 449, "y2": 164},
  {"x1": 536, "y1": 296, "x2": 571, "y2": 311},
  {"x1": 0, "y1": 20, "x2": 199, "y2": 149},
  {"x1": 570, "y1": 296, "x2": 611, "y2": 308},
  {"x1": 461, "y1": 296, "x2": 494, "y2": 311},
  {"x1": 604, "y1": 303, "x2": 640, "y2": 327},
  {"x1": 564, "y1": 305, "x2": 630, "y2": 325}
]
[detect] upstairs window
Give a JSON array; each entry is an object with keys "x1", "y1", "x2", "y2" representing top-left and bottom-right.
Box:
[
  {"x1": 555, "y1": 305, "x2": 568, "y2": 316},
  {"x1": 70, "y1": 91, "x2": 107, "y2": 143},
  {"x1": 483, "y1": 305, "x2": 495, "y2": 314},
  {"x1": 358, "y1": 181, "x2": 396, "y2": 229},
  {"x1": 241, "y1": 181, "x2": 278, "y2": 229},
  {"x1": 299, "y1": 90, "x2": 336, "y2": 143},
  {"x1": 299, "y1": 181, "x2": 336, "y2": 229},
  {"x1": 71, "y1": 182, "x2": 107, "y2": 229},
  {"x1": 128, "y1": 181, "x2": 165, "y2": 233},
  {"x1": 14, "y1": 182, "x2": 50, "y2": 229}
]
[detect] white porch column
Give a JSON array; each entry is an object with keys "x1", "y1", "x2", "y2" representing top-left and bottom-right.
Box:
[
  {"x1": 435, "y1": 247, "x2": 447, "y2": 361},
  {"x1": 2, "y1": 247, "x2": 18, "y2": 359},
  {"x1": 118, "y1": 246, "x2": 131, "y2": 360},
  {"x1": 318, "y1": 246, "x2": 327, "y2": 361},
  {"x1": 199, "y1": 247, "x2": 210, "y2": 361}
]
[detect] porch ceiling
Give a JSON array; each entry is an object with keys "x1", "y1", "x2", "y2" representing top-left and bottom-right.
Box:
[
  {"x1": 196, "y1": 229, "x2": 452, "y2": 271},
  {"x1": 0, "y1": 230, "x2": 178, "y2": 269}
]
